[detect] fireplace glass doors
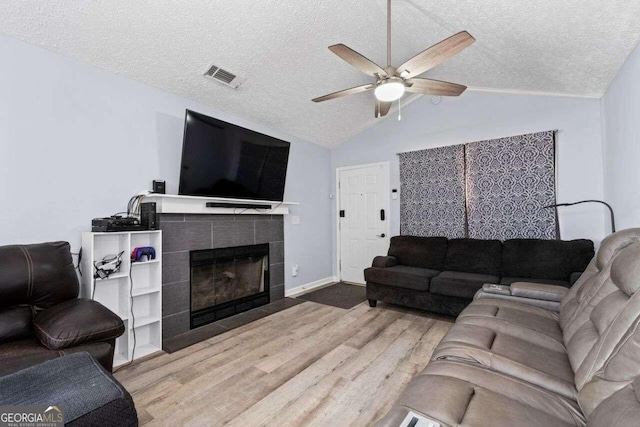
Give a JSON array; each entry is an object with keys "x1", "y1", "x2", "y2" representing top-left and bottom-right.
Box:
[{"x1": 190, "y1": 244, "x2": 269, "y2": 328}]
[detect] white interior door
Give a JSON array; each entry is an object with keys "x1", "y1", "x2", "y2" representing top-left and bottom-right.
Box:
[{"x1": 338, "y1": 163, "x2": 390, "y2": 284}]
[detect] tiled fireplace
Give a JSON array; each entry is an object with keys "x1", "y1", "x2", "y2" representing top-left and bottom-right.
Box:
[{"x1": 159, "y1": 214, "x2": 285, "y2": 344}]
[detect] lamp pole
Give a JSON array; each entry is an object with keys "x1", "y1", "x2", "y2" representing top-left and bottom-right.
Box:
[{"x1": 544, "y1": 200, "x2": 616, "y2": 233}]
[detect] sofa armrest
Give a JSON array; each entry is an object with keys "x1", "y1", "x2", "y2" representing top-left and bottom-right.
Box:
[
  {"x1": 33, "y1": 298, "x2": 125, "y2": 350},
  {"x1": 510, "y1": 282, "x2": 570, "y2": 302},
  {"x1": 570, "y1": 272, "x2": 583, "y2": 286},
  {"x1": 372, "y1": 256, "x2": 398, "y2": 268}
]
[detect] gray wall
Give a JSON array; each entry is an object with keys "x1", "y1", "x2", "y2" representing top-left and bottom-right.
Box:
[
  {"x1": 331, "y1": 91, "x2": 607, "y2": 278},
  {"x1": 0, "y1": 35, "x2": 333, "y2": 290},
  {"x1": 602, "y1": 41, "x2": 640, "y2": 230}
]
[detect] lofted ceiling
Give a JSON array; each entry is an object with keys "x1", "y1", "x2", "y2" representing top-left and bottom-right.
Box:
[{"x1": 2, "y1": 1, "x2": 640, "y2": 148}]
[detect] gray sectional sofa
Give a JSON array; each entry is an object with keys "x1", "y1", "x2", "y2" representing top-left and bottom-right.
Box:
[
  {"x1": 365, "y1": 236, "x2": 594, "y2": 316},
  {"x1": 374, "y1": 228, "x2": 640, "y2": 427}
]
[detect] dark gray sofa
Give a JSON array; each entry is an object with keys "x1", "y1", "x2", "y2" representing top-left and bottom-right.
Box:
[{"x1": 365, "y1": 236, "x2": 594, "y2": 316}]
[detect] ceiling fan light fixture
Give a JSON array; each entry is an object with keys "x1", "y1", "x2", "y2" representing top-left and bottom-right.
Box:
[
  {"x1": 311, "y1": 0, "x2": 474, "y2": 118},
  {"x1": 374, "y1": 80, "x2": 405, "y2": 102}
]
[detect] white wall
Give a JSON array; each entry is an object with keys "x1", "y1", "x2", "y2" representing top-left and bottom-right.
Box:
[
  {"x1": 0, "y1": 35, "x2": 333, "y2": 290},
  {"x1": 331, "y1": 91, "x2": 607, "y2": 277},
  {"x1": 602, "y1": 41, "x2": 640, "y2": 230}
]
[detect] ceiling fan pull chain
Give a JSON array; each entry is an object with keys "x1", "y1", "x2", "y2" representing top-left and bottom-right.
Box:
[{"x1": 398, "y1": 97, "x2": 402, "y2": 121}]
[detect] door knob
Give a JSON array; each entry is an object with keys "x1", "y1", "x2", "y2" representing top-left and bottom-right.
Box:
[{"x1": 377, "y1": 233, "x2": 386, "y2": 238}]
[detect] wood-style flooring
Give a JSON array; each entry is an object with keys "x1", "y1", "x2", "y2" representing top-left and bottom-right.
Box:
[{"x1": 115, "y1": 301, "x2": 454, "y2": 426}]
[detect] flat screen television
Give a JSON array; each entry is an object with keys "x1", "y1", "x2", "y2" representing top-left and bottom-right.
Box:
[{"x1": 179, "y1": 110, "x2": 290, "y2": 201}]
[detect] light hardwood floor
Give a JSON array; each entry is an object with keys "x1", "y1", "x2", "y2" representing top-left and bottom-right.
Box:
[{"x1": 115, "y1": 301, "x2": 454, "y2": 426}]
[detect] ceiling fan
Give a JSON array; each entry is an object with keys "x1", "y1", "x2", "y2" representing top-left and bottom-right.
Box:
[{"x1": 312, "y1": 0, "x2": 475, "y2": 118}]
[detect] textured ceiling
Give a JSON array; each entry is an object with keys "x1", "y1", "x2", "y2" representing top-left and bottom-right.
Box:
[{"x1": 2, "y1": 1, "x2": 640, "y2": 148}]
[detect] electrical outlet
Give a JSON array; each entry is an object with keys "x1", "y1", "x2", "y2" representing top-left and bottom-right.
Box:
[{"x1": 292, "y1": 264, "x2": 299, "y2": 277}]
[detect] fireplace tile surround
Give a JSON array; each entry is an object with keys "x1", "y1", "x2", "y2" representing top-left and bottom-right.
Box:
[{"x1": 159, "y1": 214, "x2": 285, "y2": 344}]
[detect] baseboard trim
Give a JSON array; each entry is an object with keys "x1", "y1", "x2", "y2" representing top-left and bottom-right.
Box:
[{"x1": 285, "y1": 276, "x2": 339, "y2": 297}]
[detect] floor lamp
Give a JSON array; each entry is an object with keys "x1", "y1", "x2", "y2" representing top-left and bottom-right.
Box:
[{"x1": 544, "y1": 200, "x2": 616, "y2": 233}]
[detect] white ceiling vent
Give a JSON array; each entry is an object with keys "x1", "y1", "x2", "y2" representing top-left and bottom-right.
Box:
[{"x1": 203, "y1": 64, "x2": 243, "y2": 88}]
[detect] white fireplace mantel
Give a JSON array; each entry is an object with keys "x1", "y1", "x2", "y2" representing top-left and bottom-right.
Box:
[{"x1": 143, "y1": 193, "x2": 297, "y2": 215}]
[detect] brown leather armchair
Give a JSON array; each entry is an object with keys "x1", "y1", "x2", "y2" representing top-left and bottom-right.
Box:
[{"x1": 0, "y1": 241, "x2": 125, "y2": 376}]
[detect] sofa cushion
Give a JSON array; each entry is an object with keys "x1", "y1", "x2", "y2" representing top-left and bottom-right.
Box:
[
  {"x1": 432, "y1": 323, "x2": 577, "y2": 399},
  {"x1": 373, "y1": 360, "x2": 584, "y2": 427},
  {"x1": 457, "y1": 299, "x2": 563, "y2": 343},
  {"x1": 0, "y1": 241, "x2": 79, "y2": 308},
  {"x1": 387, "y1": 236, "x2": 448, "y2": 270},
  {"x1": 364, "y1": 265, "x2": 438, "y2": 291},
  {"x1": 0, "y1": 306, "x2": 33, "y2": 343},
  {"x1": 444, "y1": 238, "x2": 502, "y2": 276},
  {"x1": 501, "y1": 239, "x2": 594, "y2": 282},
  {"x1": 430, "y1": 271, "x2": 500, "y2": 299},
  {"x1": 33, "y1": 299, "x2": 124, "y2": 350},
  {"x1": 567, "y1": 239, "x2": 597, "y2": 274},
  {"x1": 587, "y1": 376, "x2": 640, "y2": 427},
  {"x1": 501, "y1": 277, "x2": 570, "y2": 287}
]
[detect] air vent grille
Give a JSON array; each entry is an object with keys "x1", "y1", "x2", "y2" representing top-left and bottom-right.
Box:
[
  {"x1": 203, "y1": 64, "x2": 242, "y2": 88},
  {"x1": 205, "y1": 65, "x2": 219, "y2": 77},
  {"x1": 214, "y1": 69, "x2": 236, "y2": 84}
]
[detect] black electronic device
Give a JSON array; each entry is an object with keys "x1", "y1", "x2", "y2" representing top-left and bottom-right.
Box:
[
  {"x1": 152, "y1": 180, "x2": 166, "y2": 194},
  {"x1": 205, "y1": 202, "x2": 272, "y2": 210},
  {"x1": 179, "y1": 110, "x2": 290, "y2": 201},
  {"x1": 91, "y1": 216, "x2": 145, "y2": 232},
  {"x1": 140, "y1": 202, "x2": 157, "y2": 230},
  {"x1": 94, "y1": 251, "x2": 125, "y2": 279}
]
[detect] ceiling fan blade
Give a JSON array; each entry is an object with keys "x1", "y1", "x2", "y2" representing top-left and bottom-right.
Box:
[
  {"x1": 328, "y1": 44, "x2": 388, "y2": 77},
  {"x1": 397, "y1": 31, "x2": 475, "y2": 78},
  {"x1": 375, "y1": 99, "x2": 392, "y2": 118},
  {"x1": 405, "y1": 78, "x2": 467, "y2": 96},
  {"x1": 312, "y1": 84, "x2": 375, "y2": 102}
]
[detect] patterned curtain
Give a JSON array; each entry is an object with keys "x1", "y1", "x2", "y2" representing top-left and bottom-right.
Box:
[
  {"x1": 465, "y1": 131, "x2": 557, "y2": 239},
  {"x1": 399, "y1": 145, "x2": 466, "y2": 238}
]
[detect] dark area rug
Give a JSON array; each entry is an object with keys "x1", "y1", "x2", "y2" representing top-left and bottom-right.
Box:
[{"x1": 296, "y1": 282, "x2": 366, "y2": 309}]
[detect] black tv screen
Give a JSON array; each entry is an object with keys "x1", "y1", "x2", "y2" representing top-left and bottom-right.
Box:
[{"x1": 179, "y1": 110, "x2": 290, "y2": 201}]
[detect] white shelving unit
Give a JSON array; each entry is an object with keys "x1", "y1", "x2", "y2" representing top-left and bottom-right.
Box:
[{"x1": 81, "y1": 230, "x2": 162, "y2": 367}]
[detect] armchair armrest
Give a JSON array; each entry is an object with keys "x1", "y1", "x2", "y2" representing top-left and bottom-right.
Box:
[
  {"x1": 510, "y1": 282, "x2": 570, "y2": 302},
  {"x1": 33, "y1": 298, "x2": 125, "y2": 350},
  {"x1": 372, "y1": 256, "x2": 398, "y2": 268}
]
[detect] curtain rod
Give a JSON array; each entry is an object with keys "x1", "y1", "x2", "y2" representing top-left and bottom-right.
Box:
[{"x1": 395, "y1": 129, "x2": 559, "y2": 155}]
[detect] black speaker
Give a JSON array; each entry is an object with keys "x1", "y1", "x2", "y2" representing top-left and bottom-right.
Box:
[
  {"x1": 140, "y1": 202, "x2": 157, "y2": 230},
  {"x1": 152, "y1": 180, "x2": 166, "y2": 194}
]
